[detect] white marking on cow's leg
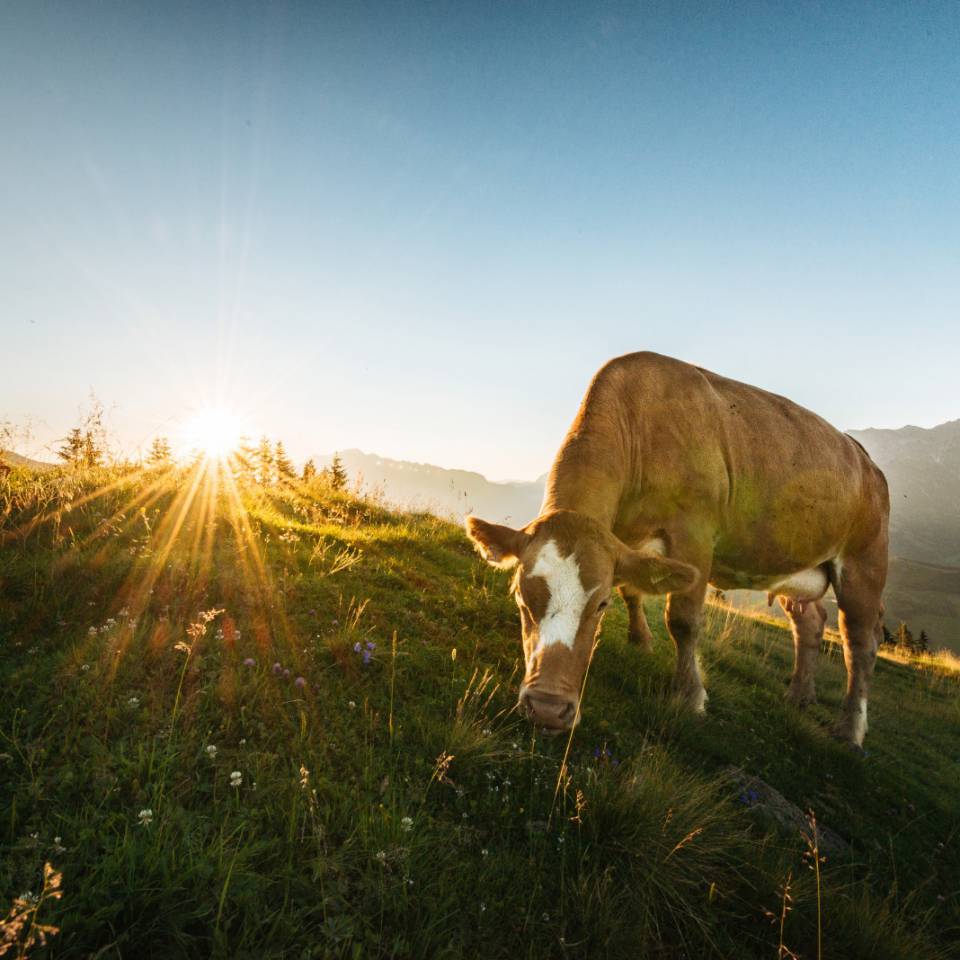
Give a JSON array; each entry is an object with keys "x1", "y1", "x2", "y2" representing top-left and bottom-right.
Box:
[
  {"x1": 852, "y1": 696, "x2": 868, "y2": 743},
  {"x1": 686, "y1": 663, "x2": 708, "y2": 714},
  {"x1": 665, "y1": 589, "x2": 708, "y2": 714},
  {"x1": 529, "y1": 540, "x2": 595, "y2": 657},
  {"x1": 833, "y1": 594, "x2": 880, "y2": 747}
]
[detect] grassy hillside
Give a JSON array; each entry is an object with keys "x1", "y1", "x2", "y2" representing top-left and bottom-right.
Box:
[{"x1": 1, "y1": 464, "x2": 958, "y2": 959}]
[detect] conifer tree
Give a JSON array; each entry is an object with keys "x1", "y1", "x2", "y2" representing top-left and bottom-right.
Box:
[
  {"x1": 147, "y1": 436, "x2": 173, "y2": 467},
  {"x1": 255, "y1": 436, "x2": 274, "y2": 485},
  {"x1": 302, "y1": 458, "x2": 317, "y2": 481},
  {"x1": 274, "y1": 441, "x2": 296, "y2": 481},
  {"x1": 82, "y1": 432, "x2": 103, "y2": 468},
  {"x1": 80, "y1": 398, "x2": 107, "y2": 467},
  {"x1": 896, "y1": 621, "x2": 915, "y2": 653},
  {"x1": 234, "y1": 437, "x2": 257, "y2": 483},
  {"x1": 329, "y1": 452, "x2": 348, "y2": 491},
  {"x1": 917, "y1": 630, "x2": 930, "y2": 654},
  {"x1": 58, "y1": 428, "x2": 86, "y2": 465},
  {"x1": 880, "y1": 624, "x2": 895, "y2": 647}
]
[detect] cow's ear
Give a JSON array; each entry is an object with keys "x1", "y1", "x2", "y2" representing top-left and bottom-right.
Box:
[
  {"x1": 614, "y1": 547, "x2": 699, "y2": 594},
  {"x1": 465, "y1": 516, "x2": 528, "y2": 569}
]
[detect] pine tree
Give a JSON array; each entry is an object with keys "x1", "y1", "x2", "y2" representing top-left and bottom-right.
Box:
[
  {"x1": 880, "y1": 624, "x2": 895, "y2": 647},
  {"x1": 255, "y1": 436, "x2": 274, "y2": 485},
  {"x1": 234, "y1": 437, "x2": 257, "y2": 483},
  {"x1": 917, "y1": 630, "x2": 930, "y2": 654},
  {"x1": 302, "y1": 458, "x2": 317, "y2": 481},
  {"x1": 58, "y1": 427, "x2": 86, "y2": 465},
  {"x1": 82, "y1": 432, "x2": 103, "y2": 467},
  {"x1": 80, "y1": 397, "x2": 107, "y2": 467},
  {"x1": 896, "y1": 621, "x2": 915, "y2": 653},
  {"x1": 274, "y1": 441, "x2": 296, "y2": 481},
  {"x1": 329, "y1": 452, "x2": 348, "y2": 491},
  {"x1": 147, "y1": 436, "x2": 173, "y2": 467}
]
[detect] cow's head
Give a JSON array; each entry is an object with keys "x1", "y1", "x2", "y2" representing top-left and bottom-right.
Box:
[{"x1": 466, "y1": 510, "x2": 698, "y2": 732}]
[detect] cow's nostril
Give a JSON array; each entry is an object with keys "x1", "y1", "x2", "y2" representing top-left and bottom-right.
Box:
[{"x1": 520, "y1": 689, "x2": 578, "y2": 729}]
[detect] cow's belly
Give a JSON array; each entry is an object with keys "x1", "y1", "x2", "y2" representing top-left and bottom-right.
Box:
[{"x1": 710, "y1": 563, "x2": 830, "y2": 600}]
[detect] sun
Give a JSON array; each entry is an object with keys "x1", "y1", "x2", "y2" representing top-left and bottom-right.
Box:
[{"x1": 181, "y1": 407, "x2": 245, "y2": 461}]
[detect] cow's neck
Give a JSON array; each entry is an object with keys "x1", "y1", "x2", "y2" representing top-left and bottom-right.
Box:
[{"x1": 540, "y1": 431, "x2": 627, "y2": 529}]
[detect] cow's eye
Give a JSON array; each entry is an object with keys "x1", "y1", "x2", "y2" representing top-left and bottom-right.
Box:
[{"x1": 597, "y1": 598, "x2": 609, "y2": 611}]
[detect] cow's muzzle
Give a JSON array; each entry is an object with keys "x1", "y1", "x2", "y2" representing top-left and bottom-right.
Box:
[{"x1": 519, "y1": 687, "x2": 579, "y2": 732}]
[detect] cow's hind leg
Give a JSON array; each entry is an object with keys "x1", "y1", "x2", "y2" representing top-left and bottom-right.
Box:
[
  {"x1": 665, "y1": 580, "x2": 709, "y2": 714},
  {"x1": 619, "y1": 586, "x2": 653, "y2": 652},
  {"x1": 781, "y1": 597, "x2": 826, "y2": 707},
  {"x1": 832, "y1": 550, "x2": 886, "y2": 747}
]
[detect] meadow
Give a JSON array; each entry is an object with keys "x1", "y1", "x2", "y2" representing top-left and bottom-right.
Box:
[{"x1": 1, "y1": 463, "x2": 958, "y2": 958}]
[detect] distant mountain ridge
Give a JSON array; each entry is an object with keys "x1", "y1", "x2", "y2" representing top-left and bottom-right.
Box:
[
  {"x1": 316, "y1": 449, "x2": 546, "y2": 526},
  {"x1": 848, "y1": 419, "x2": 960, "y2": 566},
  {"x1": 0, "y1": 449, "x2": 56, "y2": 472}
]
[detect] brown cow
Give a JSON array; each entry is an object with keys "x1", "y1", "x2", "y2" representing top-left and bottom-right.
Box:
[{"x1": 466, "y1": 352, "x2": 888, "y2": 746}]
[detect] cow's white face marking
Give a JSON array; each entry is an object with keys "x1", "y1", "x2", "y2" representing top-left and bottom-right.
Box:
[{"x1": 529, "y1": 539, "x2": 596, "y2": 657}]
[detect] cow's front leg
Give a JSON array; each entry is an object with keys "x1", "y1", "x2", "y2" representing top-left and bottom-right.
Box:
[
  {"x1": 665, "y1": 582, "x2": 709, "y2": 714},
  {"x1": 781, "y1": 597, "x2": 826, "y2": 707},
  {"x1": 619, "y1": 585, "x2": 653, "y2": 652}
]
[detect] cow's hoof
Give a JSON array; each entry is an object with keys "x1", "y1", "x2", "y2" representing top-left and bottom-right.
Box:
[
  {"x1": 675, "y1": 685, "x2": 708, "y2": 715},
  {"x1": 830, "y1": 719, "x2": 866, "y2": 749}
]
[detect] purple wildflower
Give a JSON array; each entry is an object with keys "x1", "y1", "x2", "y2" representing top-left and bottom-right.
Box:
[
  {"x1": 283, "y1": 668, "x2": 291, "y2": 680},
  {"x1": 272, "y1": 662, "x2": 282, "y2": 676},
  {"x1": 294, "y1": 676, "x2": 306, "y2": 689},
  {"x1": 243, "y1": 658, "x2": 256, "y2": 667},
  {"x1": 353, "y1": 642, "x2": 362, "y2": 654}
]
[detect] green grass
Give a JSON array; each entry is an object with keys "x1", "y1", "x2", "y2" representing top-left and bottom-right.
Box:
[{"x1": 1, "y1": 464, "x2": 958, "y2": 958}]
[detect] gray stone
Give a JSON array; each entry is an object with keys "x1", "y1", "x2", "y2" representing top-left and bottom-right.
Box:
[{"x1": 723, "y1": 765, "x2": 850, "y2": 857}]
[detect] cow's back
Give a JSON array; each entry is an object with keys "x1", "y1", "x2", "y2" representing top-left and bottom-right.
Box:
[{"x1": 591, "y1": 352, "x2": 888, "y2": 573}]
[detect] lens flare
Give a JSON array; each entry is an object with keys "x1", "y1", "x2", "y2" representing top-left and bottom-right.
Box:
[{"x1": 181, "y1": 407, "x2": 244, "y2": 461}]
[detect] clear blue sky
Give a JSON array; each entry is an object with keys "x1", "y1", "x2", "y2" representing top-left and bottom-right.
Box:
[{"x1": 2, "y1": 1, "x2": 958, "y2": 479}]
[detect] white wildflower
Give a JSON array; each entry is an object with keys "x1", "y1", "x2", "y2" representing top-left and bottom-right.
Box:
[
  {"x1": 206, "y1": 745, "x2": 217, "y2": 759},
  {"x1": 138, "y1": 808, "x2": 153, "y2": 827},
  {"x1": 229, "y1": 770, "x2": 242, "y2": 788},
  {"x1": 400, "y1": 816, "x2": 413, "y2": 832}
]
